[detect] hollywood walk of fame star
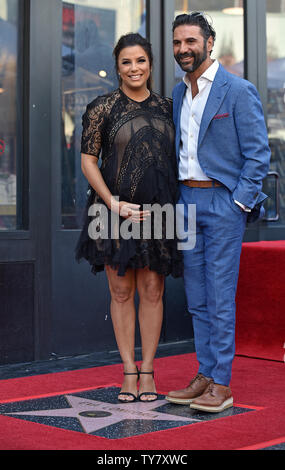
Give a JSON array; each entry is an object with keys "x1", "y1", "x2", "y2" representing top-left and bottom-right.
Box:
[{"x1": 4, "y1": 394, "x2": 200, "y2": 434}]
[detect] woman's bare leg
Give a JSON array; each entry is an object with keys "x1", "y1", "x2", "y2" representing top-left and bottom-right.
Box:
[
  {"x1": 105, "y1": 265, "x2": 138, "y2": 400},
  {"x1": 136, "y1": 267, "x2": 164, "y2": 400}
]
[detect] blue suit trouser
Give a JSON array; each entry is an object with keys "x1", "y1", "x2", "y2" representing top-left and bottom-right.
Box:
[{"x1": 179, "y1": 184, "x2": 247, "y2": 386}]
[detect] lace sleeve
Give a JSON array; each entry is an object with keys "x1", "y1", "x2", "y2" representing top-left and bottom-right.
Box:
[
  {"x1": 165, "y1": 96, "x2": 173, "y2": 114},
  {"x1": 154, "y1": 92, "x2": 173, "y2": 115},
  {"x1": 81, "y1": 97, "x2": 106, "y2": 158}
]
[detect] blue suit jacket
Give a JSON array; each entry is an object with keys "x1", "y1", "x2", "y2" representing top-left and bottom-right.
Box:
[{"x1": 173, "y1": 64, "x2": 271, "y2": 221}]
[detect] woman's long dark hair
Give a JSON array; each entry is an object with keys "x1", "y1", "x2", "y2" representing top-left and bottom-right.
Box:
[{"x1": 113, "y1": 33, "x2": 153, "y2": 91}]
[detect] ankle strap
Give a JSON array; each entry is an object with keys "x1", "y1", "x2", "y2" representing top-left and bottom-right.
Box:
[
  {"x1": 140, "y1": 370, "x2": 154, "y2": 377},
  {"x1": 124, "y1": 366, "x2": 139, "y2": 376}
]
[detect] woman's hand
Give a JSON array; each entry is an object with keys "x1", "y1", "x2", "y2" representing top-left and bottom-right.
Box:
[{"x1": 111, "y1": 199, "x2": 150, "y2": 223}]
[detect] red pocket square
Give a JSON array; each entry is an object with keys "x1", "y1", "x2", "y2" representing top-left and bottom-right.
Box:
[{"x1": 213, "y1": 113, "x2": 230, "y2": 120}]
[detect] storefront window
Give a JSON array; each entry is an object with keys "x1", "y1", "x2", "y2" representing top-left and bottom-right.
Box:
[
  {"x1": 174, "y1": 0, "x2": 244, "y2": 84},
  {"x1": 61, "y1": 0, "x2": 146, "y2": 229},
  {"x1": 266, "y1": 0, "x2": 285, "y2": 224},
  {"x1": 0, "y1": 0, "x2": 20, "y2": 230}
]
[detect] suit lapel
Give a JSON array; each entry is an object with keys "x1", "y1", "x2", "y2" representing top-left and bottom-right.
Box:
[
  {"x1": 198, "y1": 65, "x2": 231, "y2": 147},
  {"x1": 174, "y1": 82, "x2": 186, "y2": 159},
  {"x1": 174, "y1": 82, "x2": 186, "y2": 126}
]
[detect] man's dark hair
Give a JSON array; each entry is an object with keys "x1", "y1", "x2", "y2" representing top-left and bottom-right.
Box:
[{"x1": 172, "y1": 11, "x2": 216, "y2": 43}]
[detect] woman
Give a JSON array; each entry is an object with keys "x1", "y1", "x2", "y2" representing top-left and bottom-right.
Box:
[{"x1": 75, "y1": 33, "x2": 182, "y2": 402}]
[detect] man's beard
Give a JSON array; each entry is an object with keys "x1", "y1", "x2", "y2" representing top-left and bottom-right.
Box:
[{"x1": 175, "y1": 42, "x2": 207, "y2": 73}]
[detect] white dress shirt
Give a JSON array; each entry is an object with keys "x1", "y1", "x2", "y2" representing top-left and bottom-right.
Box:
[
  {"x1": 179, "y1": 59, "x2": 251, "y2": 212},
  {"x1": 179, "y1": 59, "x2": 219, "y2": 181}
]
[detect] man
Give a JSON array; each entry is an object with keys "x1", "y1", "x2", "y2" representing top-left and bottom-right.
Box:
[{"x1": 166, "y1": 12, "x2": 271, "y2": 412}]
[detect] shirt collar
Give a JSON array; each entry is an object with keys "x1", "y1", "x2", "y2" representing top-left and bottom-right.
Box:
[{"x1": 183, "y1": 59, "x2": 219, "y2": 88}]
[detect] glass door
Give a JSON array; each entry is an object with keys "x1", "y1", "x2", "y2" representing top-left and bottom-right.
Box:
[
  {"x1": 61, "y1": 0, "x2": 146, "y2": 230},
  {"x1": 265, "y1": 0, "x2": 285, "y2": 225},
  {"x1": 0, "y1": 0, "x2": 25, "y2": 231}
]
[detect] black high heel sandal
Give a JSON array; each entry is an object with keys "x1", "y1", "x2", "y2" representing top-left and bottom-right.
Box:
[
  {"x1": 118, "y1": 366, "x2": 139, "y2": 403},
  {"x1": 138, "y1": 371, "x2": 158, "y2": 402}
]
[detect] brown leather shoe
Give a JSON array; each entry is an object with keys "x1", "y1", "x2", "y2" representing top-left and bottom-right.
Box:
[
  {"x1": 165, "y1": 373, "x2": 213, "y2": 404},
  {"x1": 190, "y1": 382, "x2": 233, "y2": 413}
]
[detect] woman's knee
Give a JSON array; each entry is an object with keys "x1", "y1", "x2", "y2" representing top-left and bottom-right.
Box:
[
  {"x1": 106, "y1": 266, "x2": 135, "y2": 304},
  {"x1": 140, "y1": 280, "x2": 164, "y2": 304},
  {"x1": 111, "y1": 285, "x2": 134, "y2": 304}
]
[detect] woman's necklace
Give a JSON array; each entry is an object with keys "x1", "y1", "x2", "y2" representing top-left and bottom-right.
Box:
[{"x1": 120, "y1": 87, "x2": 150, "y2": 102}]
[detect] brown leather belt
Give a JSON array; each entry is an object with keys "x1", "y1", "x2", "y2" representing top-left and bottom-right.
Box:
[{"x1": 181, "y1": 180, "x2": 222, "y2": 188}]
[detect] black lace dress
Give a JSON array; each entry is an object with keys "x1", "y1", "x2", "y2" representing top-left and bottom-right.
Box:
[{"x1": 75, "y1": 88, "x2": 183, "y2": 277}]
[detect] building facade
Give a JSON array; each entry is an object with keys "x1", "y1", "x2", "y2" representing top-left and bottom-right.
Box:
[{"x1": 0, "y1": 0, "x2": 284, "y2": 366}]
